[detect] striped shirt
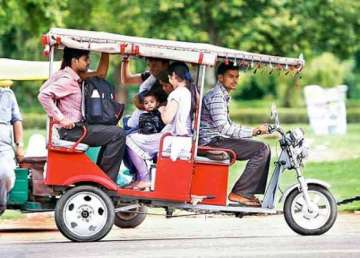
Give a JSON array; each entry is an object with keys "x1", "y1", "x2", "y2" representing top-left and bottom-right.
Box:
[
  {"x1": 199, "y1": 82, "x2": 253, "y2": 145},
  {"x1": 38, "y1": 67, "x2": 82, "y2": 123}
]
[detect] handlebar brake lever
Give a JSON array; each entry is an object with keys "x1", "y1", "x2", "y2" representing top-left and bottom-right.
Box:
[{"x1": 267, "y1": 125, "x2": 275, "y2": 134}]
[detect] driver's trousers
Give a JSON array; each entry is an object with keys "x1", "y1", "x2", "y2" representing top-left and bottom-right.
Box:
[{"x1": 206, "y1": 136, "x2": 271, "y2": 196}]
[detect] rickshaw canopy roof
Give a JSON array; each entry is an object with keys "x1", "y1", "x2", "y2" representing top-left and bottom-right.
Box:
[{"x1": 45, "y1": 28, "x2": 304, "y2": 70}]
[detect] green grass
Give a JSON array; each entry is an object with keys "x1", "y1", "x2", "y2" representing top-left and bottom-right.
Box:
[{"x1": 0, "y1": 210, "x2": 25, "y2": 221}]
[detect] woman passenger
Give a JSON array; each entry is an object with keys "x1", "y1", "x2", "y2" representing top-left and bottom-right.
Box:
[{"x1": 125, "y1": 62, "x2": 193, "y2": 190}]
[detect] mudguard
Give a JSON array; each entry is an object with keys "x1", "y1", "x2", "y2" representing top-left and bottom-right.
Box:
[{"x1": 279, "y1": 179, "x2": 331, "y2": 203}]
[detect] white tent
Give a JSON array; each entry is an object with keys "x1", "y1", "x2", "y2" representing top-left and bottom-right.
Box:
[{"x1": 0, "y1": 58, "x2": 61, "y2": 81}]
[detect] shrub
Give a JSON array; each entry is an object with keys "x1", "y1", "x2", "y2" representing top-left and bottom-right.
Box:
[
  {"x1": 301, "y1": 53, "x2": 349, "y2": 88},
  {"x1": 23, "y1": 113, "x2": 47, "y2": 129}
]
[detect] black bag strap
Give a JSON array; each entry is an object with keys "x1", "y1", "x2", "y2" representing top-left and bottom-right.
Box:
[{"x1": 81, "y1": 80, "x2": 85, "y2": 119}]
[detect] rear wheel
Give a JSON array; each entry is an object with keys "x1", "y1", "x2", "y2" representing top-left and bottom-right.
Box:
[
  {"x1": 284, "y1": 184, "x2": 337, "y2": 235},
  {"x1": 114, "y1": 204, "x2": 147, "y2": 228},
  {"x1": 55, "y1": 185, "x2": 115, "y2": 242}
]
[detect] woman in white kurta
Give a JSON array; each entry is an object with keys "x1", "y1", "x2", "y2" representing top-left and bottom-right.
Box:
[{"x1": 125, "y1": 62, "x2": 192, "y2": 190}]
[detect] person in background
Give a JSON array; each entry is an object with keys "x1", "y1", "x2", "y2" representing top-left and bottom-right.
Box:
[{"x1": 0, "y1": 80, "x2": 24, "y2": 215}]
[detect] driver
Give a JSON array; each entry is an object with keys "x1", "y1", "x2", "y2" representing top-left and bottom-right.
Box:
[{"x1": 199, "y1": 62, "x2": 271, "y2": 207}]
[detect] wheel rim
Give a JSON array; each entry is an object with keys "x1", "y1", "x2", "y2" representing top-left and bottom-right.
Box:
[
  {"x1": 62, "y1": 191, "x2": 108, "y2": 238},
  {"x1": 290, "y1": 190, "x2": 331, "y2": 230}
]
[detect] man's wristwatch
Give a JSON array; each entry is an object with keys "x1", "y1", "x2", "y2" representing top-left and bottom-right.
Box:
[{"x1": 15, "y1": 142, "x2": 24, "y2": 148}]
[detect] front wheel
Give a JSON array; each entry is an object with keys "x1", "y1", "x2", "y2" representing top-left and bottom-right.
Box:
[
  {"x1": 284, "y1": 184, "x2": 337, "y2": 235},
  {"x1": 55, "y1": 185, "x2": 115, "y2": 242}
]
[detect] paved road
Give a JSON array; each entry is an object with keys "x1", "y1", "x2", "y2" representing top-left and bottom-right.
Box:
[{"x1": 0, "y1": 213, "x2": 359, "y2": 258}]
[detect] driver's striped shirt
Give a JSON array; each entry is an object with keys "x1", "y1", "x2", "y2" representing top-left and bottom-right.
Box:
[{"x1": 199, "y1": 82, "x2": 253, "y2": 145}]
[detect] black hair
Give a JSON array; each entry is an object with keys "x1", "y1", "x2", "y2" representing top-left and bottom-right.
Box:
[
  {"x1": 157, "y1": 70, "x2": 170, "y2": 84},
  {"x1": 138, "y1": 89, "x2": 160, "y2": 103},
  {"x1": 60, "y1": 47, "x2": 90, "y2": 69},
  {"x1": 143, "y1": 90, "x2": 159, "y2": 101},
  {"x1": 216, "y1": 61, "x2": 239, "y2": 76},
  {"x1": 168, "y1": 61, "x2": 192, "y2": 82},
  {"x1": 147, "y1": 57, "x2": 170, "y2": 64},
  {"x1": 168, "y1": 61, "x2": 198, "y2": 123}
]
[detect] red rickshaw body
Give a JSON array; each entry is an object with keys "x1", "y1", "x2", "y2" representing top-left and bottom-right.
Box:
[
  {"x1": 45, "y1": 150, "x2": 118, "y2": 192},
  {"x1": 45, "y1": 133, "x2": 231, "y2": 206}
]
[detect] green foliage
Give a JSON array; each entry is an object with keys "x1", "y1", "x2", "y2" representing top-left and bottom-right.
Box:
[
  {"x1": 2, "y1": 0, "x2": 359, "y2": 60},
  {"x1": 0, "y1": 210, "x2": 25, "y2": 220},
  {"x1": 1, "y1": 0, "x2": 360, "y2": 108},
  {"x1": 229, "y1": 107, "x2": 360, "y2": 125},
  {"x1": 0, "y1": 0, "x2": 67, "y2": 59},
  {"x1": 345, "y1": 51, "x2": 360, "y2": 99},
  {"x1": 22, "y1": 113, "x2": 47, "y2": 129},
  {"x1": 232, "y1": 52, "x2": 354, "y2": 107},
  {"x1": 232, "y1": 72, "x2": 277, "y2": 100},
  {"x1": 301, "y1": 53, "x2": 349, "y2": 88},
  {"x1": 230, "y1": 107, "x2": 309, "y2": 124},
  {"x1": 13, "y1": 81, "x2": 44, "y2": 113}
]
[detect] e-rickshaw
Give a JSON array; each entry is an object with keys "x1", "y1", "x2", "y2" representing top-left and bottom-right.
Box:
[{"x1": 10, "y1": 28, "x2": 337, "y2": 242}]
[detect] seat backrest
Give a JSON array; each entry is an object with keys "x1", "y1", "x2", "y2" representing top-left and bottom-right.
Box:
[
  {"x1": 196, "y1": 146, "x2": 236, "y2": 166},
  {"x1": 161, "y1": 135, "x2": 192, "y2": 161},
  {"x1": 47, "y1": 118, "x2": 89, "y2": 152}
]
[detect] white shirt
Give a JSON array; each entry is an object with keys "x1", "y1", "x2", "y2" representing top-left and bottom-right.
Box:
[
  {"x1": 139, "y1": 75, "x2": 156, "y2": 93},
  {"x1": 164, "y1": 86, "x2": 192, "y2": 136}
]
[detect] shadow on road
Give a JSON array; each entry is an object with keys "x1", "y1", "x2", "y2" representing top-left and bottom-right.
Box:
[{"x1": 0, "y1": 228, "x2": 58, "y2": 233}]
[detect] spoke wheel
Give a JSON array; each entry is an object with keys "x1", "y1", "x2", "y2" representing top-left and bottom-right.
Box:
[
  {"x1": 55, "y1": 185, "x2": 114, "y2": 242},
  {"x1": 284, "y1": 184, "x2": 337, "y2": 235}
]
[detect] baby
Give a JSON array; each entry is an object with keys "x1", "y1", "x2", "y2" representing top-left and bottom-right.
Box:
[
  {"x1": 124, "y1": 91, "x2": 165, "y2": 191},
  {"x1": 138, "y1": 91, "x2": 165, "y2": 135}
]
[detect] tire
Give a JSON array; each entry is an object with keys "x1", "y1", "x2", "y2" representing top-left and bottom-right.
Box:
[
  {"x1": 284, "y1": 184, "x2": 337, "y2": 235},
  {"x1": 114, "y1": 205, "x2": 147, "y2": 228},
  {"x1": 55, "y1": 185, "x2": 115, "y2": 242}
]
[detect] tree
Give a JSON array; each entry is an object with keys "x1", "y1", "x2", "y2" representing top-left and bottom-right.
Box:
[
  {"x1": 0, "y1": 0, "x2": 68, "y2": 59},
  {"x1": 1, "y1": 0, "x2": 359, "y2": 108}
]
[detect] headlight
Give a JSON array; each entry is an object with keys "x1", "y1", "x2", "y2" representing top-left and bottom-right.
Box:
[
  {"x1": 300, "y1": 140, "x2": 310, "y2": 159},
  {"x1": 289, "y1": 128, "x2": 304, "y2": 146}
]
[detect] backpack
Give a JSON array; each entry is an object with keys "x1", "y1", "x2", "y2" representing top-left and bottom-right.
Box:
[
  {"x1": 138, "y1": 110, "x2": 165, "y2": 134},
  {"x1": 83, "y1": 77, "x2": 124, "y2": 125}
]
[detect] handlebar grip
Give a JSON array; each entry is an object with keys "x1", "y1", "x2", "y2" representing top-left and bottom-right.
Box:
[{"x1": 267, "y1": 124, "x2": 277, "y2": 134}]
